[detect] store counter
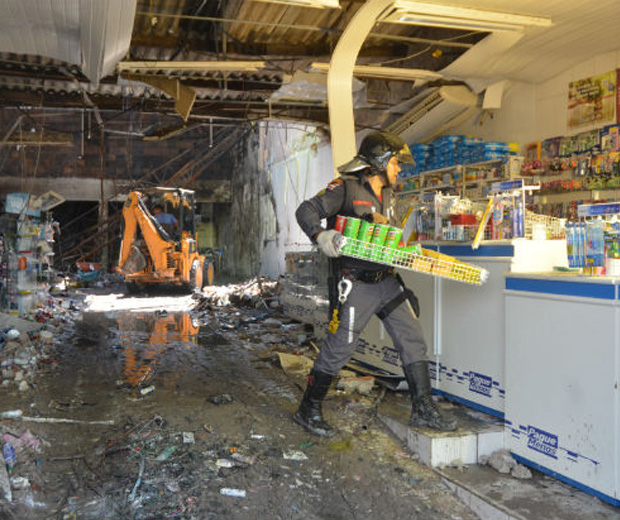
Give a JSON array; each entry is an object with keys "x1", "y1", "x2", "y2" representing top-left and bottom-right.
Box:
[
  {"x1": 504, "y1": 272, "x2": 620, "y2": 506},
  {"x1": 409, "y1": 239, "x2": 568, "y2": 417},
  {"x1": 335, "y1": 239, "x2": 568, "y2": 411}
]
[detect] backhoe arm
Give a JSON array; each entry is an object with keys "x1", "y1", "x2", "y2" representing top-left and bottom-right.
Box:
[{"x1": 118, "y1": 191, "x2": 173, "y2": 273}]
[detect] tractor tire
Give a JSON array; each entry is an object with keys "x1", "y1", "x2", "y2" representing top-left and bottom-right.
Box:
[
  {"x1": 187, "y1": 261, "x2": 202, "y2": 293},
  {"x1": 203, "y1": 261, "x2": 215, "y2": 286}
]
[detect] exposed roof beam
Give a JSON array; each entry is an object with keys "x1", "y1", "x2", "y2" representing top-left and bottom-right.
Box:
[
  {"x1": 0, "y1": 90, "x2": 329, "y2": 126},
  {"x1": 118, "y1": 60, "x2": 267, "y2": 72},
  {"x1": 135, "y1": 10, "x2": 473, "y2": 49}
]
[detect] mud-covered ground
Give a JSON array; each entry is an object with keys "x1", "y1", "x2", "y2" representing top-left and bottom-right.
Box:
[{"x1": 0, "y1": 286, "x2": 479, "y2": 520}]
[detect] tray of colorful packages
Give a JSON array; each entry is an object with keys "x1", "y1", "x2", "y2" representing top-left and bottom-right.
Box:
[{"x1": 334, "y1": 215, "x2": 489, "y2": 286}]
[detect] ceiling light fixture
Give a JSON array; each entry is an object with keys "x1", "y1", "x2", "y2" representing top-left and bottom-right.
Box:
[
  {"x1": 252, "y1": 0, "x2": 339, "y2": 8},
  {"x1": 379, "y1": 1, "x2": 552, "y2": 32},
  {"x1": 311, "y1": 62, "x2": 442, "y2": 82},
  {"x1": 117, "y1": 61, "x2": 267, "y2": 72}
]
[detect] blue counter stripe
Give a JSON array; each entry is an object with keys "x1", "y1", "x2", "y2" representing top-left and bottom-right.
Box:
[
  {"x1": 433, "y1": 389, "x2": 504, "y2": 419},
  {"x1": 506, "y1": 277, "x2": 616, "y2": 300},
  {"x1": 512, "y1": 454, "x2": 620, "y2": 507},
  {"x1": 439, "y1": 244, "x2": 514, "y2": 257}
]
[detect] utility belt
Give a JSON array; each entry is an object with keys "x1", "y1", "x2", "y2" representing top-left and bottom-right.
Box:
[{"x1": 341, "y1": 267, "x2": 394, "y2": 284}]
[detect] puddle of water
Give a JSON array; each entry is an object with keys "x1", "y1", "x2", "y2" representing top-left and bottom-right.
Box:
[
  {"x1": 117, "y1": 311, "x2": 201, "y2": 388},
  {"x1": 112, "y1": 310, "x2": 298, "y2": 401}
]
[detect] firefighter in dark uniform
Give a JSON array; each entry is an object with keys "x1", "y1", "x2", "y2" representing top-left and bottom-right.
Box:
[{"x1": 294, "y1": 131, "x2": 457, "y2": 437}]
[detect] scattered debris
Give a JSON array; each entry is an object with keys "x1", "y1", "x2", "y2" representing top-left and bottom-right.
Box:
[
  {"x1": 283, "y1": 450, "x2": 309, "y2": 461},
  {"x1": 0, "y1": 280, "x2": 494, "y2": 520},
  {"x1": 486, "y1": 450, "x2": 517, "y2": 474},
  {"x1": 210, "y1": 393, "x2": 234, "y2": 405},
  {"x1": 0, "y1": 461, "x2": 11, "y2": 502},
  {"x1": 220, "y1": 487, "x2": 246, "y2": 498},
  {"x1": 20, "y1": 416, "x2": 114, "y2": 425},
  {"x1": 139, "y1": 385, "x2": 155, "y2": 396},
  {"x1": 337, "y1": 376, "x2": 375, "y2": 396},
  {"x1": 195, "y1": 277, "x2": 280, "y2": 310},
  {"x1": 278, "y1": 352, "x2": 314, "y2": 377},
  {"x1": 511, "y1": 463, "x2": 533, "y2": 479}
]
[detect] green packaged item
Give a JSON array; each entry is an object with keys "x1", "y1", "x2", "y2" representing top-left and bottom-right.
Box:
[
  {"x1": 343, "y1": 217, "x2": 361, "y2": 238},
  {"x1": 371, "y1": 224, "x2": 389, "y2": 245},
  {"x1": 384, "y1": 227, "x2": 403, "y2": 248},
  {"x1": 369, "y1": 224, "x2": 390, "y2": 261},
  {"x1": 358, "y1": 221, "x2": 375, "y2": 258},
  {"x1": 383, "y1": 227, "x2": 403, "y2": 262}
]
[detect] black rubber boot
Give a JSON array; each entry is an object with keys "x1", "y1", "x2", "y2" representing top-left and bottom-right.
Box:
[
  {"x1": 403, "y1": 361, "x2": 457, "y2": 432},
  {"x1": 293, "y1": 370, "x2": 336, "y2": 437}
]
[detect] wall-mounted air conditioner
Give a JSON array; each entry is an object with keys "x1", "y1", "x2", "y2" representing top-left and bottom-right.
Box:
[{"x1": 385, "y1": 85, "x2": 479, "y2": 143}]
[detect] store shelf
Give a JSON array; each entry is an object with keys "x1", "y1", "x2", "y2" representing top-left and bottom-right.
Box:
[
  {"x1": 536, "y1": 188, "x2": 620, "y2": 203},
  {"x1": 396, "y1": 158, "x2": 520, "y2": 202}
]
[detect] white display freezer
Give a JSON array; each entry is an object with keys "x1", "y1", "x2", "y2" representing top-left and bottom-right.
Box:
[
  {"x1": 505, "y1": 273, "x2": 620, "y2": 506},
  {"x1": 424, "y1": 240, "x2": 568, "y2": 418}
]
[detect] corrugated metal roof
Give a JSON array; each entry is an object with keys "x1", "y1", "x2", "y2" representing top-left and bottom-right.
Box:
[{"x1": 0, "y1": 0, "x2": 617, "y2": 126}]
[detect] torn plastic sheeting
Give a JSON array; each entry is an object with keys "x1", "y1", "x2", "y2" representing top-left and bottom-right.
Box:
[
  {"x1": 3, "y1": 430, "x2": 41, "y2": 452},
  {"x1": 269, "y1": 71, "x2": 368, "y2": 108}
]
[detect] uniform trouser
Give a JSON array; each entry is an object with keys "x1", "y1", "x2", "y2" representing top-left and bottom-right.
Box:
[{"x1": 313, "y1": 274, "x2": 427, "y2": 376}]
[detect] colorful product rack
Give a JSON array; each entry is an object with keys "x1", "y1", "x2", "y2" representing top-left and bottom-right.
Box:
[{"x1": 339, "y1": 237, "x2": 489, "y2": 286}]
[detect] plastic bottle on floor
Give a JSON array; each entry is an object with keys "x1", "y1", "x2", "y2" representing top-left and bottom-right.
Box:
[{"x1": 3, "y1": 442, "x2": 16, "y2": 472}]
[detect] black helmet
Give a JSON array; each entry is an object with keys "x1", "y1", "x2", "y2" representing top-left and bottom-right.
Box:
[{"x1": 338, "y1": 131, "x2": 414, "y2": 174}]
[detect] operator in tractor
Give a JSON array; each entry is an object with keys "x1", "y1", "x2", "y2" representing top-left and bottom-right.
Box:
[
  {"x1": 152, "y1": 204, "x2": 178, "y2": 236},
  {"x1": 294, "y1": 131, "x2": 457, "y2": 437}
]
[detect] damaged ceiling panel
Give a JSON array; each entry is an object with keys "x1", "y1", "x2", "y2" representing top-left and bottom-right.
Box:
[
  {"x1": 80, "y1": 0, "x2": 137, "y2": 83},
  {"x1": 0, "y1": 0, "x2": 136, "y2": 84}
]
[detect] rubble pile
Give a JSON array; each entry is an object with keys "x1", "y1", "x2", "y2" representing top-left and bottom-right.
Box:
[
  {"x1": 195, "y1": 277, "x2": 280, "y2": 310},
  {"x1": 0, "y1": 296, "x2": 83, "y2": 393}
]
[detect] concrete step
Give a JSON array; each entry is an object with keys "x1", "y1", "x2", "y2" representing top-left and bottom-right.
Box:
[
  {"x1": 376, "y1": 390, "x2": 504, "y2": 467},
  {"x1": 377, "y1": 392, "x2": 619, "y2": 520}
]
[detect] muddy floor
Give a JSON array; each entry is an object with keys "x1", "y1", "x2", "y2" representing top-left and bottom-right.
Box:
[{"x1": 0, "y1": 285, "x2": 479, "y2": 520}]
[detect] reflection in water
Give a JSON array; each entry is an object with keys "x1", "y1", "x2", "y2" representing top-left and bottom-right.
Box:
[{"x1": 116, "y1": 311, "x2": 200, "y2": 387}]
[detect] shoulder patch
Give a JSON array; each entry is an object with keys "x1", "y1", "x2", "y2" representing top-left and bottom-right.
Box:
[{"x1": 326, "y1": 178, "x2": 344, "y2": 191}]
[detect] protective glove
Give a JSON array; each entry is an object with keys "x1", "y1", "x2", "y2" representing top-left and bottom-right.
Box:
[{"x1": 316, "y1": 229, "x2": 342, "y2": 258}]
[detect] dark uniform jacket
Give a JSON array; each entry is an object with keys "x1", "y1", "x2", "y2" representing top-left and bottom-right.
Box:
[{"x1": 296, "y1": 171, "x2": 396, "y2": 272}]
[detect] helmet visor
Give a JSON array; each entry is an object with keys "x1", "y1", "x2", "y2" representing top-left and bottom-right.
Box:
[{"x1": 337, "y1": 156, "x2": 370, "y2": 174}]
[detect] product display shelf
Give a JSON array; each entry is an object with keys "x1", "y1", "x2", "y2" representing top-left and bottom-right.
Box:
[
  {"x1": 339, "y1": 237, "x2": 489, "y2": 285},
  {"x1": 396, "y1": 158, "x2": 522, "y2": 200}
]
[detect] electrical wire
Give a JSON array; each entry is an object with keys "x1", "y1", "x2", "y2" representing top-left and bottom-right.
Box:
[{"x1": 374, "y1": 46, "x2": 433, "y2": 66}]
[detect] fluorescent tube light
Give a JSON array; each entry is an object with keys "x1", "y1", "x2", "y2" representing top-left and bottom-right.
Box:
[
  {"x1": 311, "y1": 62, "x2": 443, "y2": 81},
  {"x1": 252, "y1": 0, "x2": 339, "y2": 8},
  {"x1": 379, "y1": 1, "x2": 552, "y2": 32}
]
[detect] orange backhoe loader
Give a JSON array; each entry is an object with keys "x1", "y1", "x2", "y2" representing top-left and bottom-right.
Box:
[{"x1": 117, "y1": 187, "x2": 212, "y2": 292}]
